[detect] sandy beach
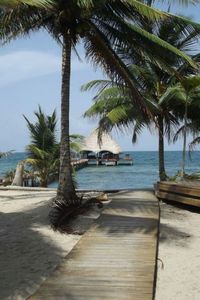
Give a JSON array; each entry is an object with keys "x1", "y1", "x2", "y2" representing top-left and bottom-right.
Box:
[
  {"x1": 156, "y1": 201, "x2": 200, "y2": 300},
  {"x1": 0, "y1": 189, "x2": 102, "y2": 300},
  {"x1": 1, "y1": 188, "x2": 200, "y2": 299}
]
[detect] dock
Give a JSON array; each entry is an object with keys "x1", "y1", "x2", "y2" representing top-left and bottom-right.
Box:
[
  {"x1": 29, "y1": 190, "x2": 159, "y2": 300},
  {"x1": 155, "y1": 181, "x2": 200, "y2": 207},
  {"x1": 71, "y1": 158, "x2": 89, "y2": 170}
]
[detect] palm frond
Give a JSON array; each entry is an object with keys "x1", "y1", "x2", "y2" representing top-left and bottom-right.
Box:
[
  {"x1": 0, "y1": 0, "x2": 52, "y2": 7},
  {"x1": 84, "y1": 20, "x2": 145, "y2": 109},
  {"x1": 81, "y1": 79, "x2": 112, "y2": 93},
  {"x1": 189, "y1": 136, "x2": 200, "y2": 151}
]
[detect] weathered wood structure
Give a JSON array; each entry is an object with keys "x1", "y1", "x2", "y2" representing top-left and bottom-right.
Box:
[
  {"x1": 155, "y1": 181, "x2": 200, "y2": 207},
  {"x1": 29, "y1": 190, "x2": 159, "y2": 300},
  {"x1": 71, "y1": 158, "x2": 89, "y2": 170}
]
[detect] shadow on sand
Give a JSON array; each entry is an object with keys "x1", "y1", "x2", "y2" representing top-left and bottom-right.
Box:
[{"x1": 0, "y1": 199, "x2": 77, "y2": 300}]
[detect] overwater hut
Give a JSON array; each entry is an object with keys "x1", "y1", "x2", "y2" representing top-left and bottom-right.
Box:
[{"x1": 81, "y1": 129, "x2": 121, "y2": 165}]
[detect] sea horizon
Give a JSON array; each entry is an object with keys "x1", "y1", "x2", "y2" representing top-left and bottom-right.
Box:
[{"x1": 0, "y1": 151, "x2": 199, "y2": 190}]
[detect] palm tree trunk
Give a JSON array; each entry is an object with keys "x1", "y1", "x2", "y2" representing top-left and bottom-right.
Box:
[
  {"x1": 158, "y1": 116, "x2": 167, "y2": 181},
  {"x1": 57, "y1": 34, "x2": 77, "y2": 204},
  {"x1": 181, "y1": 100, "x2": 188, "y2": 178}
]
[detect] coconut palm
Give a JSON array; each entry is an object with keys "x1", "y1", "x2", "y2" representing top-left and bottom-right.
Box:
[
  {"x1": 24, "y1": 106, "x2": 59, "y2": 187},
  {"x1": 160, "y1": 76, "x2": 200, "y2": 177},
  {"x1": 0, "y1": 2, "x2": 199, "y2": 211},
  {"x1": 83, "y1": 17, "x2": 200, "y2": 181},
  {"x1": 83, "y1": 79, "x2": 178, "y2": 181}
]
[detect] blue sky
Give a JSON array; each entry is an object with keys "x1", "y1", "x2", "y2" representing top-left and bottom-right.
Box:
[{"x1": 0, "y1": 2, "x2": 199, "y2": 152}]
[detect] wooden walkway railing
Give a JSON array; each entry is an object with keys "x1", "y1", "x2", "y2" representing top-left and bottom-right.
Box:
[{"x1": 29, "y1": 190, "x2": 159, "y2": 300}]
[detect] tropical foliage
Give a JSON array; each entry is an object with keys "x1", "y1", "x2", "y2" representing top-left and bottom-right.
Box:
[
  {"x1": 24, "y1": 106, "x2": 59, "y2": 187},
  {"x1": 83, "y1": 17, "x2": 200, "y2": 181},
  {"x1": 160, "y1": 76, "x2": 200, "y2": 177}
]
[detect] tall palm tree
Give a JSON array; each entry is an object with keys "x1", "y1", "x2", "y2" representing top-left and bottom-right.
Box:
[
  {"x1": 24, "y1": 106, "x2": 59, "y2": 187},
  {"x1": 0, "y1": 1, "x2": 199, "y2": 209},
  {"x1": 83, "y1": 17, "x2": 200, "y2": 181},
  {"x1": 160, "y1": 76, "x2": 200, "y2": 177},
  {"x1": 83, "y1": 79, "x2": 178, "y2": 181}
]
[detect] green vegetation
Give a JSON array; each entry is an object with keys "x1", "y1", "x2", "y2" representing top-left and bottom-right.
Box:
[
  {"x1": 24, "y1": 106, "x2": 59, "y2": 187},
  {"x1": 83, "y1": 18, "x2": 200, "y2": 181},
  {"x1": 160, "y1": 76, "x2": 200, "y2": 177}
]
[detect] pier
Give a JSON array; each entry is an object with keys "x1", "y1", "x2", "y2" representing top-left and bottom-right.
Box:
[
  {"x1": 29, "y1": 190, "x2": 159, "y2": 300},
  {"x1": 71, "y1": 158, "x2": 89, "y2": 170}
]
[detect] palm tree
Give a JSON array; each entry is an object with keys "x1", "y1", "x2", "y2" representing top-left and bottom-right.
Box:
[
  {"x1": 160, "y1": 76, "x2": 200, "y2": 177},
  {"x1": 0, "y1": 2, "x2": 199, "y2": 209},
  {"x1": 83, "y1": 80, "x2": 177, "y2": 181},
  {"x1": 24, "y1": 106, "x2": 59, "y2": 187},
  {"x1": 83, "y1": 17, "x2": 200, "y2": 181}
]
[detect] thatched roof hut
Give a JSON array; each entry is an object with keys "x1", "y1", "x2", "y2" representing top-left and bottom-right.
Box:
[{"x1": 81, "y1": 129, "x2": 121, "y2": 154}]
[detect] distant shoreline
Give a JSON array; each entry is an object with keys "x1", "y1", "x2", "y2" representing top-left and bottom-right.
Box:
[{"x1": 4, "y1": 150, "x2": 200, "y2": 153}]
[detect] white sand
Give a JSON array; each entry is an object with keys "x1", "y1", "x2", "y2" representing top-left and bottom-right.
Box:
[
  {"x1": 2, "y1": 189, "x2": 200, "y2": 300},
  {"x1": 0, "y1": 189, "x2": 101, "y2": 300},
  {"x1": 156, "y1": 202, "x2": 200, "y2": 300}
]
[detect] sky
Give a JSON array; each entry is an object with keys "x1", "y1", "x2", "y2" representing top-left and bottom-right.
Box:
[{"x1": 0, "y1": 2, "x2": 200, "y2": 152}]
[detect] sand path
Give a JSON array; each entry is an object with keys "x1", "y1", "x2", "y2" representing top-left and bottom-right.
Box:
[{"x1": 0, "y1": 189, "x2": 82, "y2": 300}]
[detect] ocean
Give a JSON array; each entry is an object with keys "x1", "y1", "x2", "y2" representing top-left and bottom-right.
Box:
[{"x1": 0, "y1": 151, "x2": 199, "y2": 189}]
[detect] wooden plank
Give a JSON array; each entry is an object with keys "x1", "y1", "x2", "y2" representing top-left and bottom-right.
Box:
[
  {"x1": 157, "y1": 191, "x2": 200, "y2": 207},
  {"x1": 29, "y1": 191, "x2": 159, "y2": 300},
  {"x1": 157, "y1": 181, "x2": 200, "y2": 198}
]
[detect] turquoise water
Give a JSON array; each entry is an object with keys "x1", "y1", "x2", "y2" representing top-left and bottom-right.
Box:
[{"x1": 0, "y1": 151, "x2": 200, "y2": 189}]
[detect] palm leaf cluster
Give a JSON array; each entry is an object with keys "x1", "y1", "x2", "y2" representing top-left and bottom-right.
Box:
[{"x1": 24, "y1": 106, "x2": 59, "y2": 187}]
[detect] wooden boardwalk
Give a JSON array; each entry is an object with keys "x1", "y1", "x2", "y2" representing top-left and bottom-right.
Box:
[{"x1": 29, "y1": 190, "x2": 159, "y2": 300}]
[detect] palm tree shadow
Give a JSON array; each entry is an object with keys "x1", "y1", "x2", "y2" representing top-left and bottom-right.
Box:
[
  {"x1": 0, "y1": 200, "x2": 76, "y2": 300},
  {"x1": 158, "y1": 201, "x2": 200, "y2": 247},
  {"x1": 89, "y1": 192, "x2": 159, "y2": 237},
  {"x1": 159, "y1": 223, "x2": 191, "y2": 247}
]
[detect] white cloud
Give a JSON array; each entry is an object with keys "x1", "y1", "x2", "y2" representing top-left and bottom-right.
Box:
[{"x1": 0, "y1": 50, "x2": 87, "y2": 87}]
